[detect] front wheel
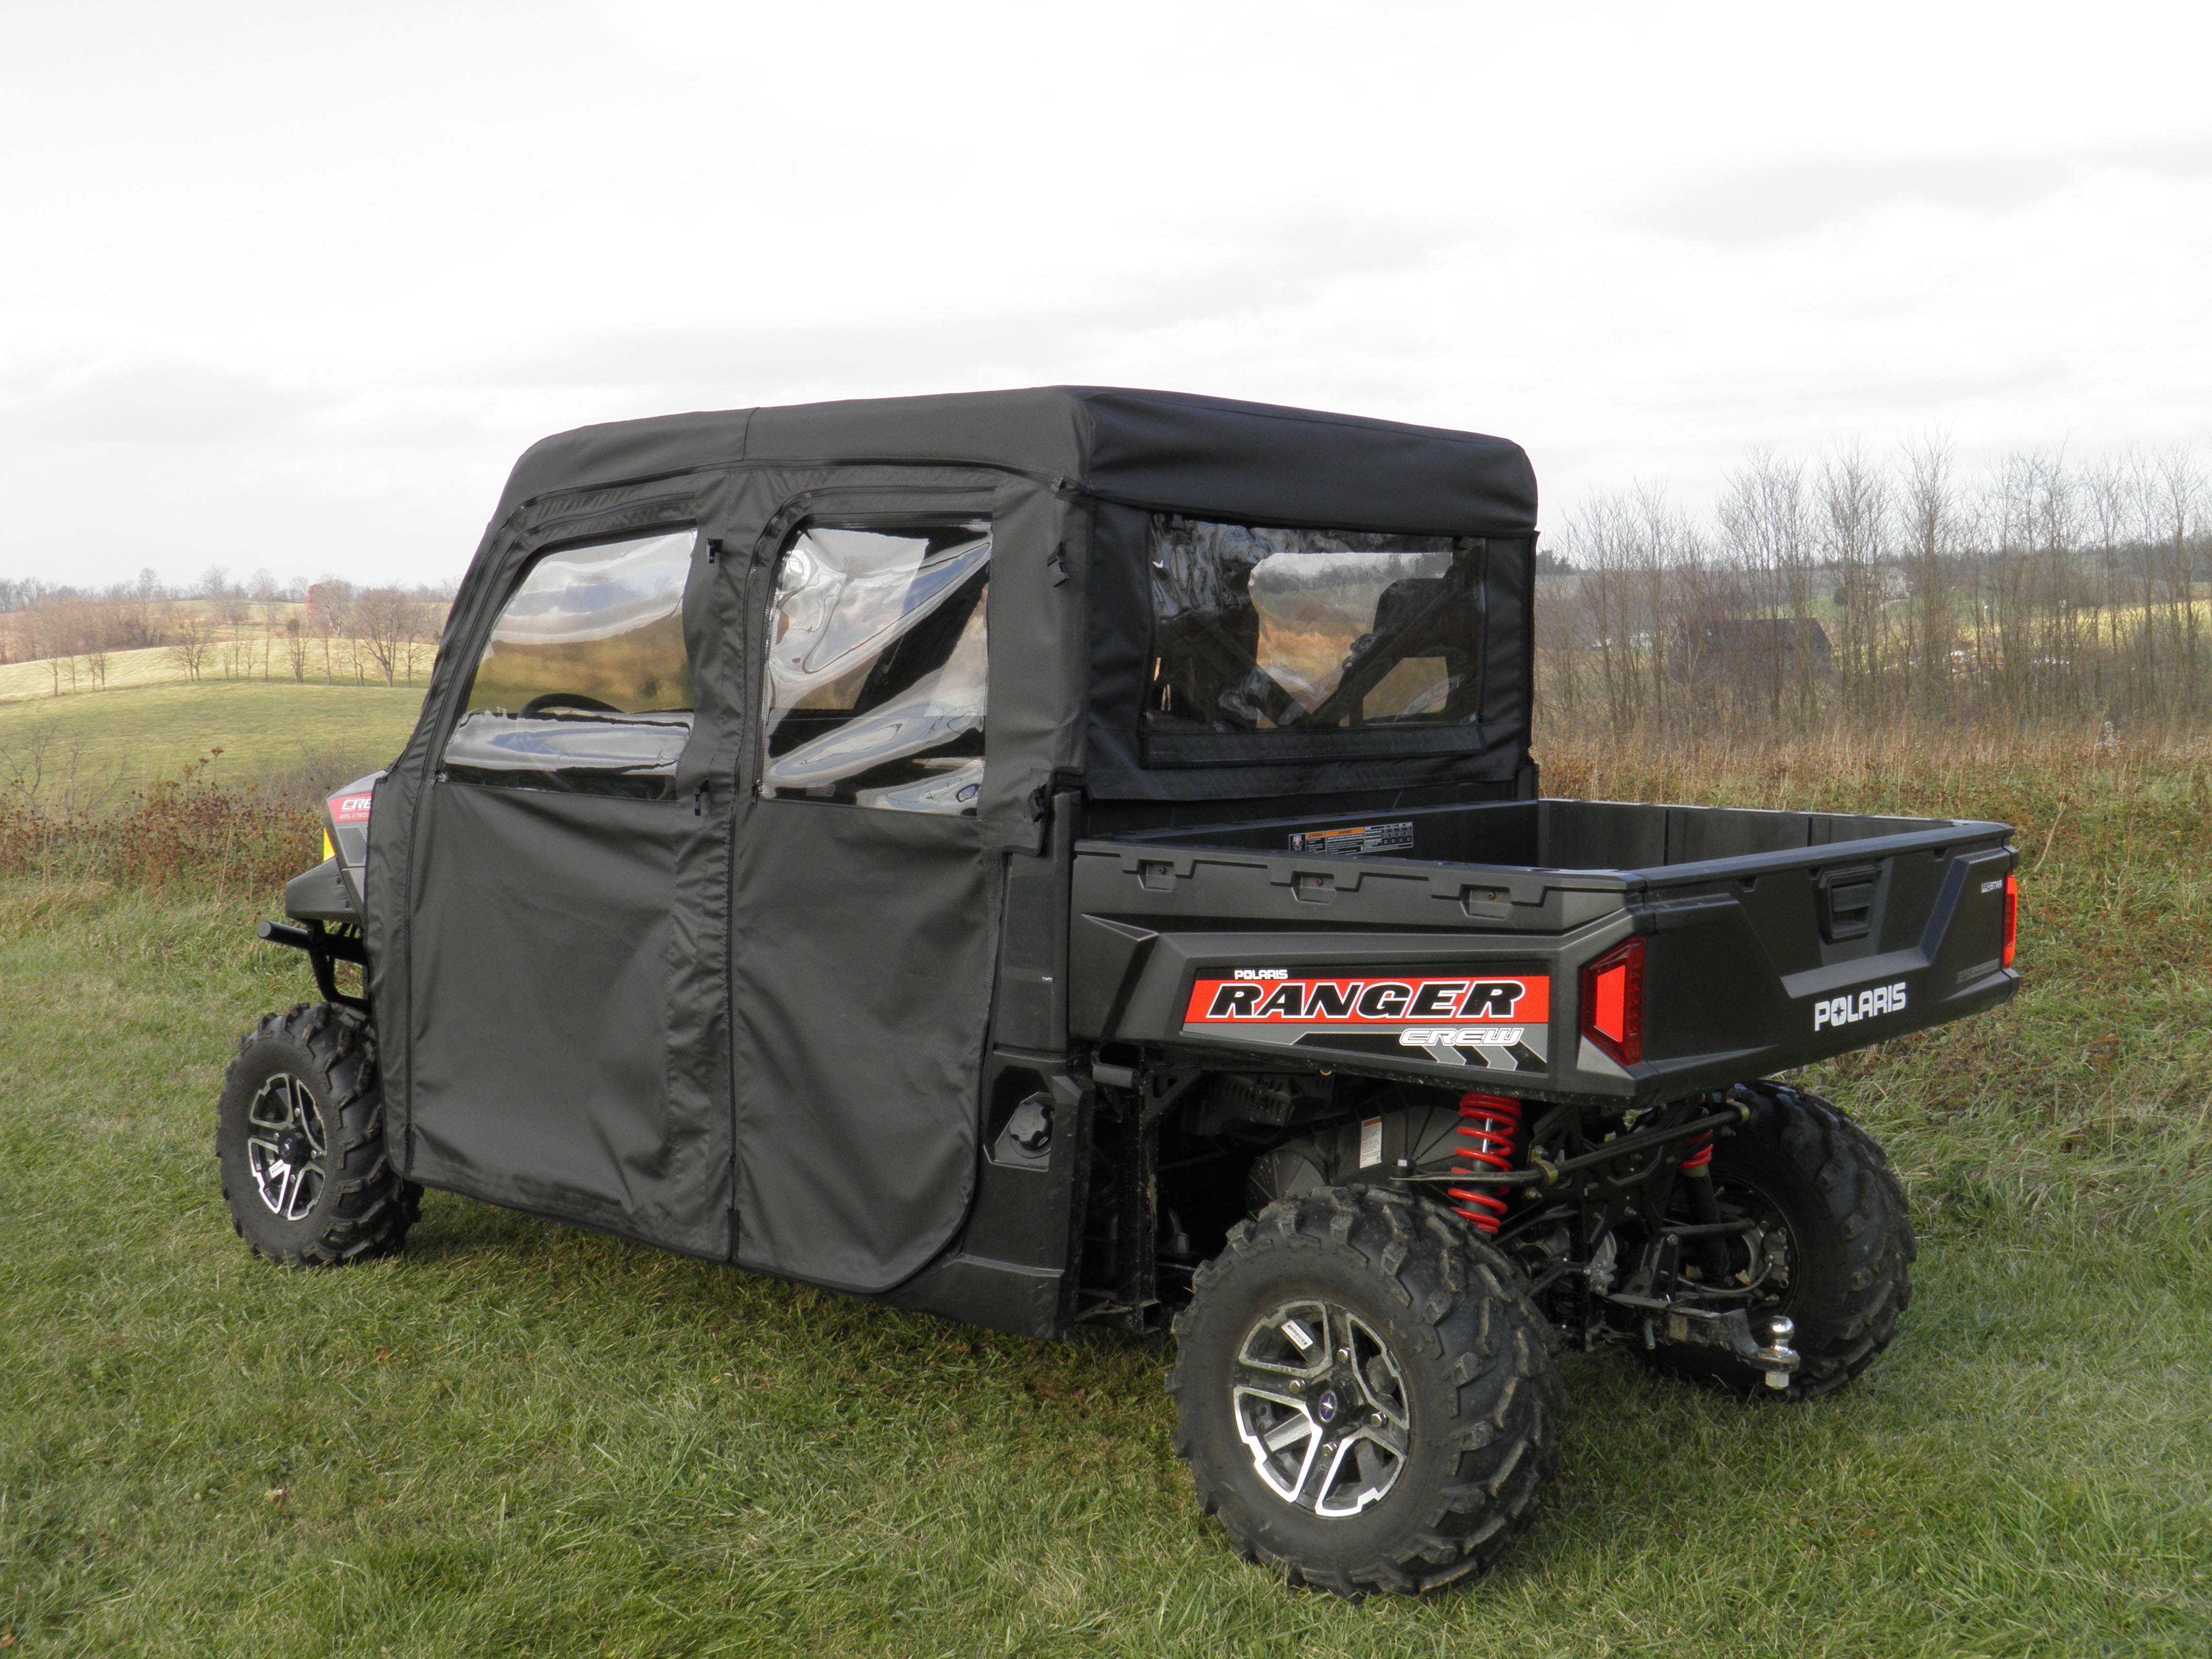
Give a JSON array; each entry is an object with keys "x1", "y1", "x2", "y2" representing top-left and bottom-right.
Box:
[
  {"x1": 217, "y1": 1003, "x2": 419, "y2": 1265},
  {"x1": 1168, "y1": 1186, "x2": 1563, "y2": 1596},
  {"x1": 1641, "y1": 1081, "x2": 1915, "y2": 1400}
]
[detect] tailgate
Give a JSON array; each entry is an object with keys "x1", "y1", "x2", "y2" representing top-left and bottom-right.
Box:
[{"x1": 1628, "y1": 821, "x2": 2017, "y2": 1092}]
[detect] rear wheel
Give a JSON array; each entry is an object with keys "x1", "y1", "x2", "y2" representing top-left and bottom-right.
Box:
[
  {"x1": 1168, "y1": 1186, "x2": 1563, "y2": 1596},
  {"x1": 1641, "y1": 1081, "x2": 1914, "y2": 1400},
  {"x1": 217, "y1": 1003, "x2": 419, "y2": 1265}
]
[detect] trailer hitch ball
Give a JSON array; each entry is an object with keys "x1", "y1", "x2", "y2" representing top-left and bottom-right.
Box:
[{"x1": 1757, "y1": 1315, "x2": 1799, "y2": 1390}]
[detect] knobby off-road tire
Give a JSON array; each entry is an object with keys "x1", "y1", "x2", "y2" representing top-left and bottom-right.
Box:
[
  {"x1": 216, "y1": 1002, "x2": 420, "y2": 1266},
  {"x1": 1168, "y1": 1185, "x2": 1564, "y2": 1596},
  {"x1": 1644, "y1": 1080, "x2": 1915, "y2": 1401}
]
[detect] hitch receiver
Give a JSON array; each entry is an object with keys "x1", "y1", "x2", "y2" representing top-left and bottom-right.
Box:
[{"x1": 1643, "y1": 1303, "x2": 1801, "y2": 1388}]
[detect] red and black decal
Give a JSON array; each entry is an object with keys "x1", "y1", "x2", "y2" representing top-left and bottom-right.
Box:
[
  {"x1": 329, "y1": 791, "x2": 373, "y2": 825},
  {"x1": 1184, "y1": 974, "x2": 1551, "y2": 1026}
]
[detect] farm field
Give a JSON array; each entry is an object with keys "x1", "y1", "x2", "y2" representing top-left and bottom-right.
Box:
[
  {"x1": 0, "y1": 680, "x2": 425, "y2": 799},
  {"x1": 0, "y1": 599, "x2": 440, "y2": 708},
  {"x1": 2, "y1": 690, "x2": 2209, "y2": 1655}
]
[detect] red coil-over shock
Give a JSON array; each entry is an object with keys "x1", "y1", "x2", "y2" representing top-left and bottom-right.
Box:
[{"x1": 1447, "y1": 1092, "x2": 1524, "y2": 1234}]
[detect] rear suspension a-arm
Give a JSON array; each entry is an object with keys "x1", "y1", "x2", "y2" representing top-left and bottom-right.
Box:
[
  {"x1": 1395, "y1": 1098, "x2": 1751, "y2": 1201},
  {"x1": 256, "y1": 919, "x2": 368, "y2": 1011}
]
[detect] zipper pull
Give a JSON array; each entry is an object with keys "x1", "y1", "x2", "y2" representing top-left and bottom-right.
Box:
[{"x1": 693, "y1": 782, "x2": 710, "y2": 817}]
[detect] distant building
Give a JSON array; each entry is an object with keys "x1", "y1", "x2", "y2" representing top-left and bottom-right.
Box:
[{"x1": 1669, "y1": 617, "x2": 1833, "y2": 680}]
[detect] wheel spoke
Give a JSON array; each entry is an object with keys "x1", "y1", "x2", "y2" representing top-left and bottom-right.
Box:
[
  {"x1": 1280, "y1": 1427, "x2": 1324, "y2": 1505},
  {"x1": 1237, "y1": 1303, "x2": 1331, "y2": 1380},
  {"x1": 248, "y1": 1080, "x2": 292, "y2": 1133},
  {"x1": 1310, "y1": 1435, "x2": 1359, "y2": 1515},
  {"x1": 1340, "y1": 1317, "x2": 1409, "y2": 1428},
  {"x1": 1356, "y1": 1417, "x2": 1408, "y2": 1460},
  {"x1": 1230, "y1": 1369, "x2": 1308, "y2": 1407}
]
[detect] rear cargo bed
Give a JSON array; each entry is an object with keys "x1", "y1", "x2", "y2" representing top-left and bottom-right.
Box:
[{"x1": 1069, "y1": 798, "x2": 2017, "y2": 1105}]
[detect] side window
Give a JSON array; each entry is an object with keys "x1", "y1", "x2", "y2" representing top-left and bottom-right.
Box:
[
  {"x1": 444, "y1": 528, "x2": 697, "y2": 793},
  {"x1": 761, "y1": 521, "x2": 988, "y2": 815}
]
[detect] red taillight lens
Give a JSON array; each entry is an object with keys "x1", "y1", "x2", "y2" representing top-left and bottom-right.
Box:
[
  {"x1": 2002, "y1": 871, "x2": 2018, "y2": 969},
  {"x1": 1581, "y1": 937, "x2": 1646, "y2": 1067}
]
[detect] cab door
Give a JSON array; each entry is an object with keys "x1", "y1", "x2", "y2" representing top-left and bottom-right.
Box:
[
  {"x1": 725, "y1": 499, "x2": 1002, "y2": 1293},
  {"x1": 400, "y1": 521, "x2": 732, "y2": 1257}
]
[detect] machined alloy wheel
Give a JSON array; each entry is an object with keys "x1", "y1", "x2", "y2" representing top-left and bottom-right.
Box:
[
  {"x1": 217, "y1": 1002, "x2": 419, "y2": 1266},
  {"x1": 1233, "y1": 1298, "x2": 1409, "y2": 1517},
  {"x1": 246, "y1": 1072, "x2": 328, "y2": 1222},
  {"x1": 1170, "y1": 1185, "x2": 1563, "y2": 1596}
]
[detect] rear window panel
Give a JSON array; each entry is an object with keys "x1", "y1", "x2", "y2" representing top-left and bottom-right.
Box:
[{"x1": 1146, "y1": 516, "x2": 1487, "y2": 734}]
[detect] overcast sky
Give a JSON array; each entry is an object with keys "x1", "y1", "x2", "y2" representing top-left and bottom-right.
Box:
[{"x1": 3, "y1": 0, "x2": 2207, "y2": 590}]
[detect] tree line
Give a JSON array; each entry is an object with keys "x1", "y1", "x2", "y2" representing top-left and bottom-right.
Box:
[
  {"x1": 0, "y1": 567, "x2": 455, "y2": 695},
  {"x1": 1537, "y1": 438, "x2": 2211, "y2": 738}
]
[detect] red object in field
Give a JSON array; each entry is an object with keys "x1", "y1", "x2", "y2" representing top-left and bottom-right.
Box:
[
  {"x1": 1580, "y1": 937, "x2": 1646, "y2": 1067},
  {"x1": 2002, "y1": 871, "x2": 2018, "y2": 969},
  {"x1": 1447, "y1": 1092, "x2": 1523, "y2": 1234}
]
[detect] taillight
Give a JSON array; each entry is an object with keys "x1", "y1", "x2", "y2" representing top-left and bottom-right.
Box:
[
  {"x1": 2002, "y1": 871, "x2": 2018, "y2": 969},
  {"x1": 1581, "y1": 937, "x2": 1646, "y2": 1067}
]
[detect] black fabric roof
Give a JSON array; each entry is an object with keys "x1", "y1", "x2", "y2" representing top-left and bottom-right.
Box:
[{"x1": 492, "y1": 386, "x2": 1538, "y2": 538}]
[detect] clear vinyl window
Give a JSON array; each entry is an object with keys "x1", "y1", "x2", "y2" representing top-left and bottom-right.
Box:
[
  {"x1": 760, "y1": 521, "x2": 989, "y2": 815},
  {"x1": 1146, "y1": 515, "x2": 1486, "y2": 734},
  {"x1": 444, "y1": 527, "x2": 697, "y2": 790}
]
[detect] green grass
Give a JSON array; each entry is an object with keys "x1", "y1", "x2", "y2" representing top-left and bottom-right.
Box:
[
  {"x1": 3, "y1": 712, "x2": 2211, "y2": 1654},
  {"x1": 0, "y1": 680, "x2": 425, "y2": 799}
]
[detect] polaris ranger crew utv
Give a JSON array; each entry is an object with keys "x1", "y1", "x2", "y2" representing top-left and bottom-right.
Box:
[{"x1": 223, "y1": 388, "x2": 2019, "y2": 1595}]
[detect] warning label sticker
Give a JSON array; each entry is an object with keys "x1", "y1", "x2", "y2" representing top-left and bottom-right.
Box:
[{"x1": 1287, "y1": 820, "x2": 1415, "y2": 857}]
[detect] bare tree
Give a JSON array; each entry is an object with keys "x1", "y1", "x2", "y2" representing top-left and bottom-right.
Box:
[
  {"x1": 351, "y1": 588, "x2": 419, "y2": 687},
  {"x1": 167, "y1": 613, "x2": 214, "y2": 682},
  {"x1": 1898, "y1": 434, "x2": 1959, "y2": 707},
  {"x1": 1819, "y1": 445, "x2": 1891, "y2": 713},
  {"x1": 308, "y1": 578, "x2": 352, "y2": 684}
]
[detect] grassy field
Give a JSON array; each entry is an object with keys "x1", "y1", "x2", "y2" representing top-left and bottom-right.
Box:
[
  {"x1": 0, "y1": 681, "x2": 425, "y2": 801},
  {"x1": 2, "y1": 697, "x2": 2209, "y2": 1655}
]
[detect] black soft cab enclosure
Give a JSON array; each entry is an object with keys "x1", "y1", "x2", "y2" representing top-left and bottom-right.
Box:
[
  {"x1": 354, "y1": 386, "x2": 1556, "y2": 1295},
  {"x1": 231, "y1": 387, "x2": 2016, "y2": 1596}
]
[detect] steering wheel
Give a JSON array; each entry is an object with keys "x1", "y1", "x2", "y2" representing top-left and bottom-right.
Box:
[{"x1": 519, "y1": 692, "x2": 620, "y2": 718}]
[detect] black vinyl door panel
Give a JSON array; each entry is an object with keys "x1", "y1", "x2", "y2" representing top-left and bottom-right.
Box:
[
  {"x1": 404, "y1": 782, "x2": 728, "y2": 1256},
  {"x1": 729, "y1": 799, "x2": 997, "y2": 1292}
]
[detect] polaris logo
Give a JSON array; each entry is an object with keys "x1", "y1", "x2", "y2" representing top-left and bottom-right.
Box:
[{"x1": 1814, "y1": 980, "x2": 1909, "y2": 1032}]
